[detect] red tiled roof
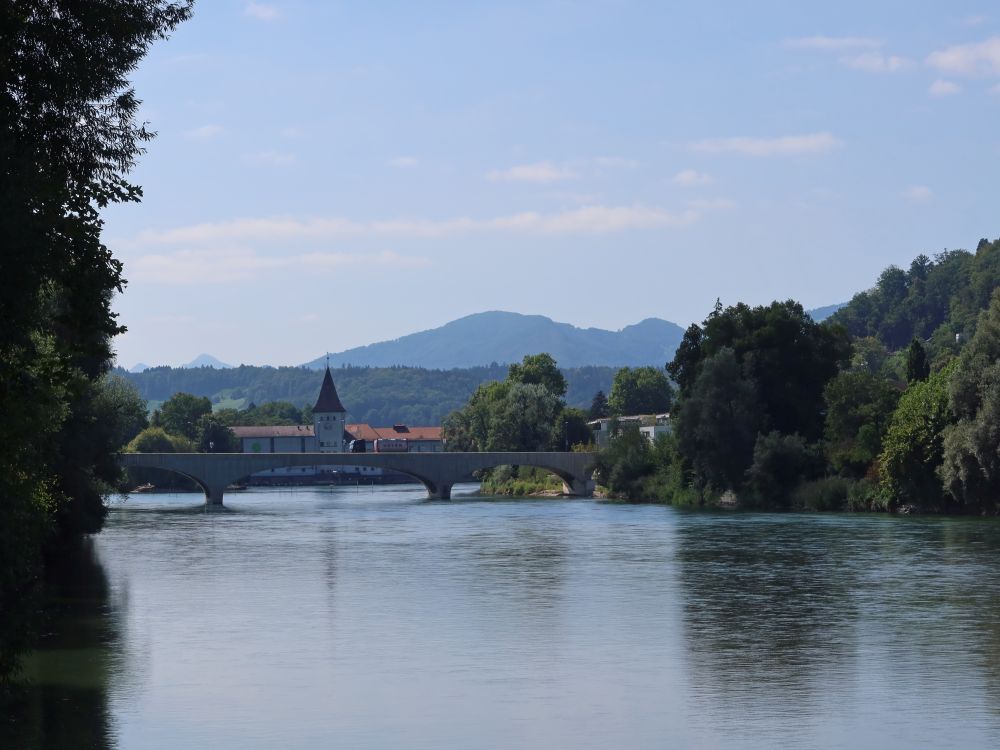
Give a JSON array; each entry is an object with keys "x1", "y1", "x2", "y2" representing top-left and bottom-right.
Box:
[
  {"x1": 231, "y1": 425, "x2": 315, "y2": 438},
  {"x1": 346, "y1": 424, "x2": 443, "y2": 441}
]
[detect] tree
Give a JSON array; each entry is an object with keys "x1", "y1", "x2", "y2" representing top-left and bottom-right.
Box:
[
  {"x1": 668, "y1": 300, "x2": 849, "y2": 442},
  {"x1": 589, "y1": 390, "x2": 610, "y2": 419},
  {"x1": 939, "y1": 289, "x2": 1000, "y2": 511},
  {"x1": 745, "y1": 431, "x2": 823, "y2": 509},
  {"x1": 507, "y1": 353, "x2": 567, "y2": 397},
  {"x1": 906, "y1": 338, "x2": 930, "y2": 383},
  {"x1": 823, "y1": 371, "x2": 900, "y2": 478},
  {"x1": 608, "y1": 367, "x2": 674, "y2": 416},
  {"x1": 196, "y1": 415, "x2": 239, "y2": 453},
  {"x1": 674, "y1": 347, "x2": 762, "y2": 492},
  {"x1": 158, "y1": 392, "x2": 212, "y2": 439},
  {"x1": 0, "y1": 1, "x2": 191, "y2": 682},
  {"x1": 878, "y1": 364, "x2": 955, "y2": 510}
]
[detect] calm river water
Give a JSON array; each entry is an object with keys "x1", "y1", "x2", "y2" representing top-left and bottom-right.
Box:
[{"x1": 6, "y1": 485, "x2": 1000, "y2": 749}]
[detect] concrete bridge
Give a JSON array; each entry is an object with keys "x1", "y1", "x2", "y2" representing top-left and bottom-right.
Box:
[{"x1": 119, "y1": 451, "x2": 596, "y2": 505}]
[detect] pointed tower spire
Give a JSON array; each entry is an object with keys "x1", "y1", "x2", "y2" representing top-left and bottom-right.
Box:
[{"x1": 313, "y1": 366, "x2": 346, "y2": 413}]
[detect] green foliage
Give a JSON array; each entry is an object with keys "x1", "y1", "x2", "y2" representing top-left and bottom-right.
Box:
[
  {"x1": 939, "y1": 290, "x2": 1000, "y2": 511},
  {"x1": 196, "y1": 416, "x2": 238, "y2": 453},
  {"x1": 878, "y1": 363, "x2": 956, "y2": 510},
  {"x1": 791, "y1": 477, "x2": 851, "y2": 512},
  {"x1": 507, "y1": 353, "x2": 567, "y2": 397},
  {"x1": 607, "y1": 366, "x2": 674, "y2": 415},
  {"x1": 674, "y1": 347, "x2": 763, "y2": 491},
  {"x1": 830, "y1": 239, "x2": 1000, "y2": 354},
  {"x1": 589, "y1": 390, "x2": 610, "y2": 419},
  {"x1": 0, "y1": 1, "x2": 192, "y2": 681},
  {"x1": 745, "y1": 432, "x2": 823, "y2": 509},
  {"x1": 592, "y1": 426, "x2": 655, "y2": 497},
  {"x1": 560, "y1": 407, "x2": 593, "y2": 449},
  {"x1": 669, "y1": 299, "x2": 849, "y2": 441},
  {"x1": 157, "y1": 392, "x2": 212, "y2": 439},
  {"x1": 823, "y1": 371, "x2": 900, "y2": 478},
  {"x1": 126, "y1": 427, "x2": 193, "y2": 454},
  {"x1": 906, "y1": 338, "x2": 930, "y2": 383}
]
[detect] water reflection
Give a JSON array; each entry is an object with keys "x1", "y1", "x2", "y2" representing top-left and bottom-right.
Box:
[{"x1": 1, "y1": 539, "x2": 122, "y2": 750}]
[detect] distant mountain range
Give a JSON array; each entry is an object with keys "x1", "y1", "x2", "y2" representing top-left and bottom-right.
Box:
[
  {"x1": 130, "y1": 306, "x2": 845, "y2": 373},
  {"x1": 301, "y1": 311, "x2": 687, "y2": 370}
]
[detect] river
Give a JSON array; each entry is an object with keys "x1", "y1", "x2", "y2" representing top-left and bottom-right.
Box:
[{"x1": 5, "y1": 485, "x2": 1000, "y2": 749}]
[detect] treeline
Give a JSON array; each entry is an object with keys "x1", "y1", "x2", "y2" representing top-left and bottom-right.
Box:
[
  {"x1": 596, "y1": 238, "x2": 1000, "y2": 514},
  {"x1": 121, "y1": 364, "x2": 617, "y2": 425}
]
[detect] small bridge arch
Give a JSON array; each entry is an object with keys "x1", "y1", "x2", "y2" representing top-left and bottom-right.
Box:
[{"x1": 119, "y1": 451, "x2": 596, "y2": 506}]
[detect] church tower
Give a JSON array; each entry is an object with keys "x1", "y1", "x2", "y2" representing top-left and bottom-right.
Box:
[{"x1": 313, "y1": 365, "x2": 347, "y2": 453}]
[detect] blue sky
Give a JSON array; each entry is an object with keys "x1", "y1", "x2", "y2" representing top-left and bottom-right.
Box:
[{"x1": 106, "y1": 0, "x2": 1000, "y2": 368}]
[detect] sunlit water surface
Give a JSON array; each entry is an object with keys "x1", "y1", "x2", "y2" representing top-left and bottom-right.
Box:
[{"x1": 7, "y1": 484, "x2": 1000, "y2": 749}]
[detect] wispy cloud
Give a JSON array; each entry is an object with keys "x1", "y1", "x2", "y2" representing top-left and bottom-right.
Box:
[
  {"x1": 133, "y1": 204, "x2": 714, "y2": 248},
  {"x1": 673, "y1": 169, "x2": 712, "y2": 186},
  {"x1": 785, "y1": 36, "x2": 882, "y2": 51},
  {"x1": 926, "y1": 37, "x2": 1000, "y2": 77},
  {"x1": 929, "y1": 79, "x2": 962, "y2": 96},
  {"x1": 487, "y1": 161, "x2": 577, "y2": 183},
  {"x1": 904, "y1": 185, "x2": 933, "y2": 203},
  {"x1": 961, "y1": 15, "x2": 988, "y2": 27},
  {"x1": 129, "y1": 249, "x2": 429, "y2": 284},
  {"x1": 388, "y1": 156, "x2": 419, "y2": 168},
  {"x1": 690, "y1": 132, "x2": 841, "y2": 157},
  {"x1": 243, "y1": 150, "x2": 296, "y2": 166},
  {"x1": 280, "y1": 126, "x2": 304, "y2": 139},
  {"x1": 245, "y1": 2, "x2": 281, "y2": 21},
  {"x1": 840, "y1": 53, "x2": 914, "y2": 73},
  {"x1": 184, "y1": 124, "x2": 225, "y2": 139}
]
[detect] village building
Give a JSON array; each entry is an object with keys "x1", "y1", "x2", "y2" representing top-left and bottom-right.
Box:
[
  {"x1": 588, "y1": 414, "x2": 671, "y2": 448},
  {"x1": 230, "y1": 365, "x2": 443, "y2": 482}
]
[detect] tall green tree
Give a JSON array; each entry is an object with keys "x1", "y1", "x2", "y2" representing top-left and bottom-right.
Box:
[
  {"x1": 878, "y1": 364, "x2": 955, "y2": 510},
  {"x1": 0, "y1": 1, "x2": 191, "y2": 682},
  {"x1": 906, "y1": 338, "x2": 930, "y2": 383},
  {"x1": 823, "y1": 371, "x2": 900, "y2": 478},
  {"x1": 157, "y1": 392, "x2": 212, "y2": 439},
  {"x1": 607, "y1": 366, "x2": 674, "y2": 416},
  {"x1": 589, "y1": 390, "x2": 610, "y2": 419},
  {"x1": 940, "y1": 289, "x2": 1000, "y2": 511},
  {"x1": 507, "y1": 353, "x2": 567, "y2": 397}
]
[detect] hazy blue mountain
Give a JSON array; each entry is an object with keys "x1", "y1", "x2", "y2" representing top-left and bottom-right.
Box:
[
  {"x1": 182, "y1": 353, "x2": 234, "y2": 369},
  {"x1": 303, "y1": 311, "x2": 686, "y2": 369},
  {"x1": 129, "y1": 362, "x2": 150, "y2": 373},
  {"x1": 807, "y1": 303, "x2": 847, "y2": 322}
]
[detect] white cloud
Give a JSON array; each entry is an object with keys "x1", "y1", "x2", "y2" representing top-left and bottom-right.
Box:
[
  {"x1": 129, "y1": 248, "x2": 429, "y2": 284},
  {"x1": 243, "y1": 150, "x2": 296, "y2": 166},
  {"x1": 487, "y1": 161, "x2": 577, "y2": 183},
  {"x1": 785, "y1": 36, "x2": 882, "y2": 51},
  {"x1": 690, "y1": 132, "x2": 841, "y2": 157},
  {"x1": 904, "y1": 185, "x2": 933, "y2": 202},
  {"x1": 280, "y1": 127, "x2": 303, "y2": 139},
  {"x1": 388, "y1": 156, "x2": 419, "y2": 168},
  {"x1": 991, "y1": 82, "x2": 1000, "y2": 95},
  {"x1": 926, "y1": 37, "x2": 1000, "y2": 77},
  {"x1": 673, "y1": 169, "x2": 712, "y2": 186},
  {"x1": 184, "y1": 124, "x2": 225, "y2": 139},
  {"x1": 840, "y1": 53, "x2": 914, "y2": 73},
  {"x1": 929, "y1": 79, "x2": 962, "y2": 96},
  {"x1": 132, "y1": 204, "x2": 714, "y2": 248},
  {"x1": 245, "y1": 3, "x2": 281, "y2": 21}
]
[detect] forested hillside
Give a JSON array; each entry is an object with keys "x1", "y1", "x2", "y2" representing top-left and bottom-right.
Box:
[
  {"x1": 121, "y1": 364, "x2": 616, "y2": 425},
  {"x1": 830, "y1": 238, "x2": 1000, "y2": 356}
]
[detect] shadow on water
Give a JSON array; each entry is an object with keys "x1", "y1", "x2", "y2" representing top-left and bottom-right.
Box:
[{"x1": 0, "y1": 538, "x2": 122, "y2": 750}]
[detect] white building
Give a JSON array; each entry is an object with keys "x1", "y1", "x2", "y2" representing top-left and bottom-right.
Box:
[{"x1": 588, "y1": 414, "x2": 672, "y2": 448}]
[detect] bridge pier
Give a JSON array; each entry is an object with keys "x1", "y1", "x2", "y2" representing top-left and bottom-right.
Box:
[
  {"x1": 562, "y1": 477, "x2": 596, "y2": 497},
  {"x1": 205, "y1": 484, "x2": 227, "y2": 506}
]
